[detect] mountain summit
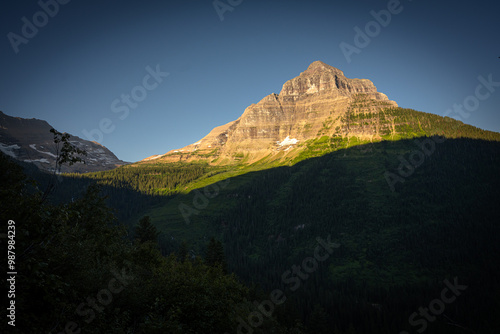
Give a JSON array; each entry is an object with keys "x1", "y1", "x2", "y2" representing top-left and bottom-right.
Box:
[
  {"x1": 144, "y1": 61, "x2": 398, "y2": 163},
  {"x1": 281, "y1": 60, "x2": 388, "y2": 98}
]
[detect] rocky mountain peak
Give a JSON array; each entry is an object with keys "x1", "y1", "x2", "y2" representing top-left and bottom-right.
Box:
[
  {"x1": 306, "y1": 60, "x2": 343, "y2": 75},
  {"x1": 279, "y1": 60, "x2": 382, "y2": 98},
  {"x1": 147, "y1": 61, "x2": 398, "y2": 164}
]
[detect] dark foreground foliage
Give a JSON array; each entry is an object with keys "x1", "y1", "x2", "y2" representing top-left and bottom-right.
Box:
[{"x1": 1, "y1": 153, "x2": 305, "y2": 333}]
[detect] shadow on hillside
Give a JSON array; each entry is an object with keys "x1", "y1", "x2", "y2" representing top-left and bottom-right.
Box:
[
  {"x1": 157, "y1": 136, "x2": 500, "y2": 334},
  {"x1": 153, "y1": 136, "x2": 500, "y2": 245},
  {"x1": 22, "y1": 136, "x2": 500, "y2": 254}
]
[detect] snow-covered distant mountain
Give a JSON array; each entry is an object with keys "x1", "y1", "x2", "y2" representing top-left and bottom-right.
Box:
[{"x1": 0, "y1": 111, "x2": 127, "y2": 173}]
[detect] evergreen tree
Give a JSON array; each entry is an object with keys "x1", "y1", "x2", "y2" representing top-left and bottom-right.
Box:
[
  {"x1": 178, "y1": 240, "x2": 189, "y2": 262},
  {"x1": 135, "y1": 215, "x2": 159, "y2": 244},
  {"x1": 205, "y1": 237, "x2": 227, "y2": 273},
  {"x1": 308, "y1": 304, "x2": 330, "y2": 334}
]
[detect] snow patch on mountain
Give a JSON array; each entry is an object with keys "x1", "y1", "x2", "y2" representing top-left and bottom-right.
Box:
[
  {"x1": 277, "y1": 136, "x2": 298, "y2": 147},
  {"x1": 30, "y1": 144, "x2": 57, "y2": 158},
  {"x1": 0, "y1": 143, "x2": 20, "y2": 158},
  {"x1": 24, "y1": 158, "x2": 50, "y2": 164}
]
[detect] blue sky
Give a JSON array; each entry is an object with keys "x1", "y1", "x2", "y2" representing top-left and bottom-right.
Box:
[{"x1": 1, "y1": 0, "x2": 499, "y2": 162}]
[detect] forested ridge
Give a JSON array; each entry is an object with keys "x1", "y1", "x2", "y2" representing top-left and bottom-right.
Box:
[
  {"x1": 3, "y1": 108, "x2": 500, "y2": 333},
  {"x1": 201, "y1": 137, "x2": 500, "y2": 333}
]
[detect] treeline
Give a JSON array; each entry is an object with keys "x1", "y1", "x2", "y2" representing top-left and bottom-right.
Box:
[
  {"x1": 344, "y1": 106, "x2": 500, "y2": 141},
  {"x1": 297, "y1": 107, "x2": 500, "y2": 164},
  {"x1": 381, "y1": 107, "x2": 500, "y2": 141},
  {"x1": 66, "y1": 163, "x2": 215, "y2": 195},
  {"x1": 34, "y1": 163, "x2": 227, "y2": 222}
]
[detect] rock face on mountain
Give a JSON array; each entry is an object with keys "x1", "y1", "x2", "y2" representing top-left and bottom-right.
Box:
[
  {"x1": 145, "y1": 61, "x2": 398, "y2": 164},
  {"x1": 0, "y1": 111, "x2": 126, "y2": 173}
]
